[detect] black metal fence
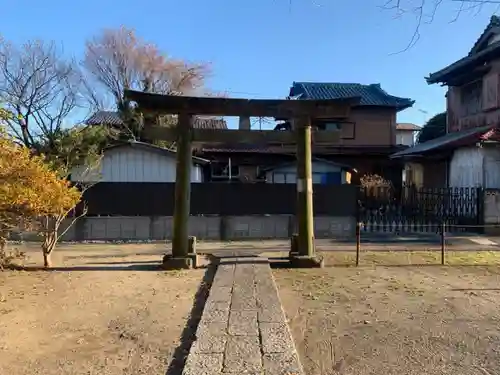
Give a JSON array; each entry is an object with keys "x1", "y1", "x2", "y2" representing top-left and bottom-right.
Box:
[{"x1": 358, "y1": 185, "x2": 484, "y2": 233}]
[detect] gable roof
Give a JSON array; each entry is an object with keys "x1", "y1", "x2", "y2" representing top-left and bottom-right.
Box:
[
  {"x1": 86, "y1": 111, "x2": 227, "y2": 130},
  {"x1": 289, "y1": 82, "x2": 414, "y2": 111},
  {"x1": 105, "y1": 141, "x2": 210, "y2": 165},
  {"x1": 427, "y1": 15, "x2": 500, "y2": 85},
  {"x1": 469, "y1": 15, "x2": 500, "y2": 56},
  {"x1": 396, "y1": 123, "x2": 421, "y2": 131}
]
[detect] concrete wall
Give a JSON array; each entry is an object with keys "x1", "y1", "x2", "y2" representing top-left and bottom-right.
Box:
[{"x1": 56, "y1": 215, "x2": 355, "y2": 242}]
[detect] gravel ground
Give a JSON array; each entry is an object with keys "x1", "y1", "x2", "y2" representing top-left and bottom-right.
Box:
[
  {"x1": 274, "y1": 252, "x2": 500, "y2": 375},
  {"x1": 0, "y1": 244, "x2": 211, "y2": 375}
]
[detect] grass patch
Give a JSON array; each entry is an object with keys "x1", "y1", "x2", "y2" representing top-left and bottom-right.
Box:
[
  {"x1": 262, "y1": 250, "x2": 500, "y2": 267},
  {"x1": 319, "y1": 250, "x2": 500, "y2": 266}
]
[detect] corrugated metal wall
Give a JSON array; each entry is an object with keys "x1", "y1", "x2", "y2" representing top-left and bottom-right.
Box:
[
  {"x1": 449, "y1": 148, "x2": 483, "y2": 188},
  {"x1": 449, "y1": 147, "x2": 500, "y2": 188},
  {"x1": 71, "y1": 146, "x2": 203, "y2": 183}
]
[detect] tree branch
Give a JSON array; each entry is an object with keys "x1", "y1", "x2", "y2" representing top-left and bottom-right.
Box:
[
  {"x1": 0, "y1": 39, "x2": 86, "y2": 149},
  {"x1": 381, "y1": 0, "x2": 500, "y2": 52}
]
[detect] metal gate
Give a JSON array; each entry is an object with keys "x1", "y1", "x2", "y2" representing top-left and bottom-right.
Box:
[{"x1": 358, "y1": 185, "x2": 484, "y2": 233}]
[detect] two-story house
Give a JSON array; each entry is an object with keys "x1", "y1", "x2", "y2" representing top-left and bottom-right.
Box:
[
  {"x1": 396, "y1": 123, "x2": 420, "y2": 146},
  {"x1": 392, "y1": 15, "x2": 500, "y2": 189},
  {"x1": 199, "y1": 82, "x2": 414, "y2": 186}
]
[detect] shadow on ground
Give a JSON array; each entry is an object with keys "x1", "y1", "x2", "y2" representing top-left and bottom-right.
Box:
[
  {"x1": 164, "y1": 257, "x2": 217, "y2": 375},
  {"x1": 63, "y1": 252, "x2": 165, "y2": 260},
  {"x1": 9, "y1": 263, "x2": 163, "y2": 272},
  {"x1": 331, "y1": 233, "x2": 442, "y2": 245},
  {"x1": 451, "y1": 288, "x2": 500, "y2": 292}
]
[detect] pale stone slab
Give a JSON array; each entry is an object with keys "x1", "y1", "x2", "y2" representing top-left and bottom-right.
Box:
[
  {"x1": 202, "y1": 308, "x2": 229, "y2": 323},
  {"x1": 204, "y1": 300, "x2": 231, "y2": 314},
  {"x1": 228, "y1": 310, "x2": 258, "y2": 336},
  {"x1": 207, "y1": 286, "x2": 232, "y2": 303},
  {"x1": 196, "y1": 322, "x2": 228, "y2": 338},
  {"x1": 183, "y1": 353, "x2": 223, "y2": 375},
  {"x1": 231, "y1": 289, "x2": 257, "y2": 310},
  {"x1": 212, "y1": 264, "x2": 235, "y2": 287},
  {"x1": 258, "y1": 307, "x2": 287, "y2": 324},
  {"x1": 190, "y1": 335, "x2": 227, "y2": 354},
  {"x1": 263, "y1": 352, "x2": 303, "y2": 375},
  {"x1": 184, "y1": 256, "x2": 304, "y2": 375},
  {"x1": 223, "y1": 336, "x2": 262, "y2": 373},
  {"x1": 259, "y1": 323, "x2": 295, "y2": 353}
]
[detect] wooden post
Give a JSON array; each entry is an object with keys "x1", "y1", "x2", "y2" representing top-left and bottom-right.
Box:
[
  {"x1": 296, "y1": 117, "x2": 315, "y2": 258},
  {"x1": 171, "y1": 113, "x2": 193, "y2": 259},
  {"x1": 356, "y1": 222, "x2": 361, "y2": 266},
  {"x1": 440, "y1": 221, "x2": 446, "y2": 265}
]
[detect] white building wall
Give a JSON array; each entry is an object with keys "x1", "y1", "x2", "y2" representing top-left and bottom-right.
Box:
[
  {"x1": 449, "y1": 147, "x2": 500, "y2": 188},
  {"x1": 449, "y1": 147, "x2": 483, "y2": 188},
  {"x1": 483, "y1": 148, "x2": 500, "y2": 188},
  {"x1": 70, "y1": 146, "x2": 203, "y2": 183},
  {"x1": 396, "y1": 131, "x2": 415, "y2": 146}
]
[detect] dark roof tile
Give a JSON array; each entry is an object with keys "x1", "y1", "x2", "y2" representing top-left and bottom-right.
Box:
[
  {"x1": 469, "y1": 15, "x2": 500, "y2": 56},
  {"x1": 289, "y1": 82, "x2": 414, "y2": 111},
  {"x1": 86, "y1": 111, "x2": 227, "y2": 129},
  {"x1": 391, "y1": 125, "x2": 495, "y2": 158}
]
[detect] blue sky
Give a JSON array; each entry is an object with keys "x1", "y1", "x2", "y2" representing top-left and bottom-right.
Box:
[{"x1": 2, "y1": 0, "x2": 499, "y2": 128}]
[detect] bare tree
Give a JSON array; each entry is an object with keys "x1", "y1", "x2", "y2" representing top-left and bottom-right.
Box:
[
  {"x1": 83, "y1": 26, "x2": 210, "y2": 111},
  {"x1": 381, "y1": 0, "x2": 500, "y2": 51},
  {"x1": 0, "y1": 39, "x2": 90, "y2": 149}
]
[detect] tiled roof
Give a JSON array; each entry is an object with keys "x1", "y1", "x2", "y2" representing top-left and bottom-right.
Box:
[
  {"x1": 396, "y1": 123, "x2": 421, "y2": 131},
  {"x1": 199, "y1": 144, "x2": 402, "y2": 155},
  {"x1": 469, "y1": 15, "x2": 500, "y2": 56},
  {"x1": 289, "y1": 82, "x2": 414, "y2": 111},
  {"x1": 391, "y1": 125, "x2": 495, "y2": 158},
  {"x1": 86, "y1": 111, "x2": 227, "y2": 129},
  {"x1": 427, "y1": 15, "x2": 500, "y2": 84}
]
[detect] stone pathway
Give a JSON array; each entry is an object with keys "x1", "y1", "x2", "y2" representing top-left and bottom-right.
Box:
[{"x1": 183, "y1": 256, "x2": 303, "y2": 375}]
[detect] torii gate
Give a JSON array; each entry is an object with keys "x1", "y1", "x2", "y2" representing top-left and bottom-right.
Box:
[{"x1": 124, "y1": 90, "x2": 359, "y2": 268}]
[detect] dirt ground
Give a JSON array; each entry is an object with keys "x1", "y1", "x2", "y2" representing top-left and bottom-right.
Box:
[
  {"x1": 0, "y1": 243, "x2": 211, "y2": 375},
  {"x1": 274, "y1": 252, "x2": 500, "y2": 375}
]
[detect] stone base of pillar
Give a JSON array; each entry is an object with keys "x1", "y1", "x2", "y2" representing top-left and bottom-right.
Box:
[
  {"x1": 163, "y1": 236, "x2": 199, "y2": 269},
  {"x1": 162, "y1": 254, "x2": 194, "y2": 270},
  {"x1": 289, "y1": 254, "x2": 324, "y2": 268}
]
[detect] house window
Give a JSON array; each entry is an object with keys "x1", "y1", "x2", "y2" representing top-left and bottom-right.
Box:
[
  {"x1": 211, "y1": 162, "x2": 240, "y2": 180},
  {"x1": 314, "y1": 121, "x2": 342, "y2": 131},
  {"x1": 460, "y1": 80, "x2": 483, "y2": 116},
  {"x1": 271, "y1": 173, "x2": 297, "y2": 183},
  {"x1": 311, "y1": 120, "x2": 355, "y2": 139},
  {"x1": 323, "y1": 122, "x2": 342, "y2": 131}
]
